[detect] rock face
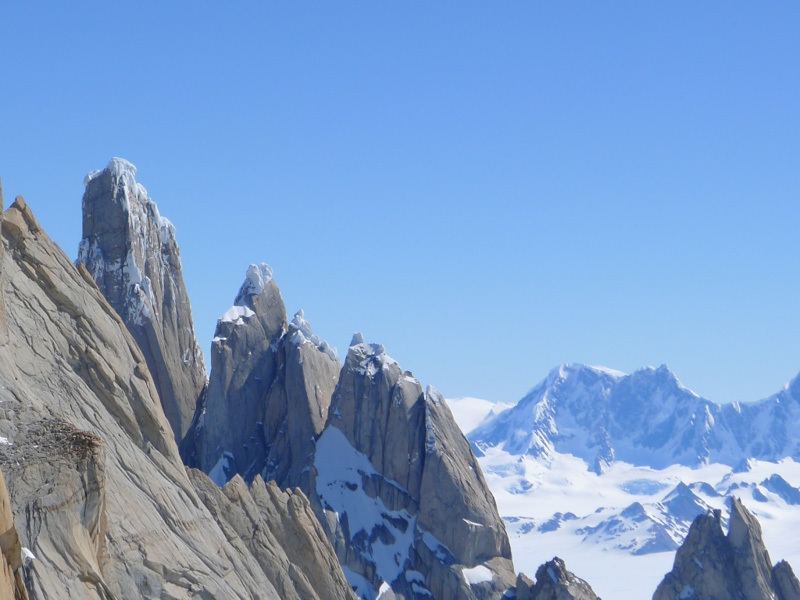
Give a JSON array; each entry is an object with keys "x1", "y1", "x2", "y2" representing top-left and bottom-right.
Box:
[
  {"x1": 0, "y1": 195, "x2": 353, "y2": 599},
  {"x1": 314, "y1": 337, "x2": 515, "y2": 599},
  {"x1": 0, "y1": 469, "x2": 28, "y2": 600},
  {"x1": 77, "y1": 158, "x2": 206, "y2": 441},
  {"x1": 514, "y1": 558, "x2": 600, "y2": 600},
  {"x1": 653, "y1": 497, "x2": 800, "y2": 600},
  {"x1": 189, "y1": 470, "x2": 355, "y2": 600},
  {"x1": 186, "y1": 263, "x2": 517, "y2": 599},
  {"x1": 181, "y1": 264, "x2": 340, "y2": 490}
]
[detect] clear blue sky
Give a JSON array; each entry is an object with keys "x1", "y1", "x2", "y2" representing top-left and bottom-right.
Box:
[{"x1": 2, "y1": 3, "x2": 799, "y2": 405}]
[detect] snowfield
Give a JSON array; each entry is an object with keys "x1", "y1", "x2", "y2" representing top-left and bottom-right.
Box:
[{"x1": 447, "y1": 388, "x2": 800, "y2": 600}]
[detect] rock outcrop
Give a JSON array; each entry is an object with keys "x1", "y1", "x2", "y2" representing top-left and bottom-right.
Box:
[
  {"x1": 0, "y1": 195, "x2": 353, "y2": 599},
  {"x1": 514, "y1": 558, "x2": 600, "y2": 600},
  {"x1": 0, "y1": 469, "x2": 28, "y2": 600},
  {"x1": 181, "y1": 264, "x2": 340, "y2": 490},
  {"x1": 653, "y1": 497, "x2": 800, "y2": 600},
  {"x1": 186, "y1": 262, "x2": 518, "y2": 599},
  {"x1": 189, "y1": 470, "x2": 355, "y2": 600},
  {"x1": 77, "y1": 158, "x2": 206, "y2": 441},
  {"x1": 314, "y1": 337, "x2": 516, "y2": 599}
]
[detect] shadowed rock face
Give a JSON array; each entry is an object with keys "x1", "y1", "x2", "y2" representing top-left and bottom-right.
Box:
[
  {"x1": 653, "y1": 498, "x2": 800, "y2": 600},
  {"x1": 515, "y1": 558, "x2": 600, "y2": 600},
  {"x1": 77, "y1": 158, "x2": 206, "y2": 441},
  {"x1": 314, "y1": 337, "x2": 516, "y2": 600},
  {"x1": 181, "y1": 264, "x2": 340, "y2": 490},
  {"x1": 0, "y1": 195, "x2": 354, "y2": 599}
]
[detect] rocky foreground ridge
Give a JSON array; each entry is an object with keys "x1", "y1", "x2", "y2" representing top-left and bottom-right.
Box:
[
  {"x1": 0, "y1": 180, "x2": 355, "y2": 598},
  {"x1": 0, "y1": 161, "x2": 796, "y2": 600}
]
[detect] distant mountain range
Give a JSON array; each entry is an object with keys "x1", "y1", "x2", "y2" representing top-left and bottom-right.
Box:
[
  {"x1": 469, "y1": 363, "x2": 800, "y2": 472},
  {"x1": 448, "y1": 363, "x2": 800, "y2": 600}
]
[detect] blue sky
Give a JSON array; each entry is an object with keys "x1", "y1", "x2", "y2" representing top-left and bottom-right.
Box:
[{"x1": 2, "y1": 3, "x2": 799, "y2": 405}]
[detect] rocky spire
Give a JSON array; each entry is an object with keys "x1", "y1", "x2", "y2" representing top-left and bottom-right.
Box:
[
  {"x1": 653, "y1": 497, "x2": 800, "y2": 600},
  {"x1": 313, "y1": 336, "x2": 516, "y2": 600},
  {"x1": 514, "y1": 558, "x2": 600, "y2": 600},
  {"x1": 181, "y1": 264, "x2": 341, "y2": 490},
  {"x1": 0, "y1": 191, "x2": 355, "y2": 599},
  {"x1": 77, "y1": 158, "x2": 206, "y2": 441}
]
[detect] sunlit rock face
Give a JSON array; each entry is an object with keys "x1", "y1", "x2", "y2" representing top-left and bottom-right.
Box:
[
  {"x1": 77, "y1": 158, "x2": 206, "y2": 441},
  {"x1": 0, "y1": 194, "x2": 353, "y2": 599}
]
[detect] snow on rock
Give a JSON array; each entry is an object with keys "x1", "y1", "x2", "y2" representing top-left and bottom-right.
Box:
[
  {"x1": 314, "y1": 427, "x2": 416, "y2": 587},
  {"x1": 219, "y1": 305, "x2": 256, "y2": 325},
  {"x1": 470, "y1": 362, "x2": 800, "y2": 471},
  {"x1": 234, "y1": 263, "x2": 273, "y2": 305},
  {"x1": 462, "y1": 565, "x2": 493, "y2": 586},
  {"x1": 21, "y1": 547, "x2": 35, "y2": 566},
  {"x1": 288, "y1": 310, "x2": 338, "y2": 361},
  {"x1": 209, "y1": 452, "x2": 235, "y2": 486},
  {"x1": 346, "y1": 336, "x2": 398, "y2": 378}
]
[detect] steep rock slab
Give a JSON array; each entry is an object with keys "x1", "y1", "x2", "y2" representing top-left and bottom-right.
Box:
[
  {"x1": 189, "y1": 470, "x2": 356, "y2": 600},
  {"x1": 653, "y1": 498, "x2": 800, "y2": 600},
  {"x1": 0, "y1": 197, "x2": 350, "y2": 599},
  {"x1": 183, "y1": 263, "x2": 286, "y2": 480},
  {"x1": 315, "y1": 337, "x2": 515, "y2": 600},
  {"x1": 182, "y1": 265, "x2": 340, "y2": 490},
  {"x1": 0, "y1": 469, "x2": 28, "y2": 600},
  {"x1": 260, "y1": 310, "x2": 339, "y2": 490},
  {"x1": 514, "y1": 558, "x2": 599, "y2": 600},
  {"x1": 77, "y1": 158, "x2": 205, "y2": 441}
]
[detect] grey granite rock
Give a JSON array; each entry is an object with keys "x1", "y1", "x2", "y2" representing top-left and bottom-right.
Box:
[
  {"x1": 77, "y1": 158, "x2": 206, "y2": 441},
  {"x1": 652, "y1": 498, "x2": 800, "y2": 600},
  {"x1": 315, "y1": 337, "x2": 515, "y2": 600},
  {"x1": 515, "y1": 558, "x2": 600, "y2": 600},
  {"x1": 0, "y1": 196, "x2": 353, "y2": 599},
  {"x1": 181, "y1": 266, "x2": 341, "y2": 493}
]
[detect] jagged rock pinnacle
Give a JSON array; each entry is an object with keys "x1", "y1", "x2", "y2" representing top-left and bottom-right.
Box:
[{"x1": 77, "y1": 158, "x2": 206, "y2": 441}]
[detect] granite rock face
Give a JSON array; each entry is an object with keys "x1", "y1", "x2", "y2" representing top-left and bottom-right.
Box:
[
  {"x1": 314, "y1": 337, "x2": 515, "y2": 600},
  {"x1": 181, "y1": 265, "x2": 340, "y2": 489},
  {"x1": 653, "y1": 497, "x2": 800, "y2": 600},
  {"x1": 189, "y1": 470, "x2": 355, "y2": 600},
  {"x1": 0, "y1": 469, "x2": 27, "y2": 600},
  {"x1": 0, "y1": 196, "x2": 353, "y2": 599},
  {"x1": 514, "y1": 558, "x2": 600, "y2": 600},
  {"x1": 77, "y1": 158, "x2": 206, "y2": 441}
]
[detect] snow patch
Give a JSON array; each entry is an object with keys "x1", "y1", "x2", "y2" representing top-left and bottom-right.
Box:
[
  {"x1": 21, "y1": 547, "x2": 35, "y2": 566},
  {"x1": 220, "y1": 305, "x2": 255, "y2": 325},
  {"x1": 315, "y1": 427, "x2": 415, "y2": 587},
  {"x1": 289, "y1": 310, "x2": 338, "y2": 361},
  {"x1": 234, "y1": 263, "x2": 273, "y2": 304},
  {"x1": 0, "y1": 437, "x2": 10, "y2": 445},
  {"x1": 462, "y1": 565, "x2": 493, "y2": 585}
]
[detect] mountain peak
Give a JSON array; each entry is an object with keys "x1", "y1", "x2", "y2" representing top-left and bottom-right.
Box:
[
  {"x1": 77, "y1": 158, "x2": 206, "y2": 442},
  {"x1": 234, "y1": 262, "x2": 273, "y2": 306},
  {"x1": 653, "y1": 498, "x2": 800, "y2": 600}
]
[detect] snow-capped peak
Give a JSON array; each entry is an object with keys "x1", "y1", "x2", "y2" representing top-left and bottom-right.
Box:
[
  {"x1": 234, "y1": 263, "x2": 273, "y2": 305},
  {"x1": 470, "y1": 362, "x2": 800, "y2": 471}
]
